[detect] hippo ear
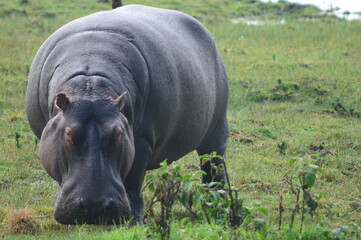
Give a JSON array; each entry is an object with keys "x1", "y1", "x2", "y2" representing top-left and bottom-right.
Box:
[
  {"x1": 112, "y1": 92, "x2": 127, "y2": 113},
  {"x1": 55, "y1": 93, "x2": 70, "y2": 113}
]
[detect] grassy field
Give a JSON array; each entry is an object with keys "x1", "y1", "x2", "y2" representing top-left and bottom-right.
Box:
[{"x1": 0, "y1": 0, "x2": 360, "y2": 239}]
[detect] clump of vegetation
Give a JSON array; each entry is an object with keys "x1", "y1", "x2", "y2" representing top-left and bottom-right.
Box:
[
  {"x1": 145, "y1": 154, "x2": 247, "y2": 238},
  {"x1": 248, "y1": 79, "x2": 299, "y2": 102},
  {"x1": 144, "y1": 160, "x2": 199, "y2": 239},
  {"x1": 330, "y1": 98, "x2": 360, "y2": 118},
  {"x1": 186, "y1": 153, "x2": 244, "y2": 228},
  {"x1": 277, "y1": 140, "x2": 288, "y2": 155},
  {"x1": 6, "y1": 208, "x2": 39, "y2": 234},
  {"x1": 145, "y1": 154, "x2": 274, "y2": 238},
  {"x1": 145, "y1": 155, "x2": 354, "y2": 239},
  {"x1": 279, "y1": 157, "x2": 320, "y2": 232}
]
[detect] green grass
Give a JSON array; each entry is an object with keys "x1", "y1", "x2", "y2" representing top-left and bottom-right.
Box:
[{"x1": 1, "y1": 0, "x2": 361, "y2": 239}]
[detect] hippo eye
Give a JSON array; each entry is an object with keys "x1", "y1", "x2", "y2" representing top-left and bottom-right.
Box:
[
  {"x1": 64, "y1": 127, "x2": 81, "y2": 145},
  {"x1": 111, "y1": 126, "x2": 123, "y2": 142},
  {"x1": 106, "y1": 126, "x2": 123, "y2": 148}
]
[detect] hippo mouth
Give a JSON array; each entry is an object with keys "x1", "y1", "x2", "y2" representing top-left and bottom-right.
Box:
[{"x1": 54, "y1": 197, "x2": 132, "y2": 225}]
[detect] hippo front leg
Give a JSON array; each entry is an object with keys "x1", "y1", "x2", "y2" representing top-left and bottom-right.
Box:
[{"x1": 124, "y1": 138, "x2": 152, "y2": 224}]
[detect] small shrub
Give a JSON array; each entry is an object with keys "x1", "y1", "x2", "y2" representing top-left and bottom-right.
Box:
[
  {"x1": 271, "y1": 79, "x2": 299, "y2": 101},
  {"x1": 14, "y1": 132, "x2": 21, "y2": 149},
  {"x1": 145, "y1": 154, "x2": 266, "y2": 237},
  {"x1": 19, "y1": 0, "x2": 29, "y2": 6},
  {"x1": 145, "y1": 160, "x2": 203, "y2": 239},
  {"x1": 279, "y1": 157, "x2": 320, "y2": 232},
  {"x1": 248, "y1": 79, "x2": 299, "y2": 102},
  {"x1": 242, "y1": 202, "x2": 269, "y2": 231},
  {"x1": 330, "y1": 98, "x2": 360, "y2": 118},
  {"x1": 277, "y1": 141, "x2": 288, "y2": 155}
]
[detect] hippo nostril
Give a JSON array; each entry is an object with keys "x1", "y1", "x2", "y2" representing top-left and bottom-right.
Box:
[
  {"x1": 79, "y1": 198, "x2": 85, "y2": 211},
  {"x1": 79, "y1": 198, "x2": 91, "y2": 211},
  {"x1": 79, "y1": 198, "x2": 114, "y2": 212},
  {"x1": 103, "y1": 198, "x2": 114, "y2": 212}
]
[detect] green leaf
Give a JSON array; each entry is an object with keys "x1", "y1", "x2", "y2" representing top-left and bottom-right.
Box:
[
  {"x1": 257, "y1": 207, "x2": 269, "y2": 217},
  {"x1": 181, "y1": 173, "x2": 191, "y2": 182},
  {"x1": 243, "y1": 214, "x2": 254, "y2": 225},
  {"x1": 148, "y1": 183, "x2": 155, "y2": 192},
  {"x1": 289, "y1": 158, "x2": 300, "y2": 166},
  {"x1": 159, "y1": 160, "x2": 168, "y2": 168},
  {"x1": 178, "y1": 191, "x2": 190, "y2": 206},
  {"x1": 195, "y1": 170, "x2": 207, "y2": 176},
  {"x1": 245, "y1": 206, "x2": 256, "y2": 213},
  {"x1": 200, "y1": 154, "x2": 211, "y2": 160},
  {"x1": 212, "y1": 154, "x2": 223, "y2": 160},
  {"x1": 180, "y1": 217, "x2": 190, "y2": 225},
  {"x1": 208, "y1": 181, "x2": 222, "y2": 188},
  {"x1": 173, "y1": 165, "x2": 182, "y2": 172},
  {"x1": 304, "y1": 171, "x2": 316, "y2": 188},
  {"x1": 254, "y1": 201, "x2": 262, "y2": 207},
  {"x1": 182, "y1": 181, "x2": 194, "y2": 193},
  {"x1": 193, "y1": 193, "x2": 203, "y2": 206},
  {"x1": 161, "y1": 172, "x2": 169, "y2": 180},
  {"x1": 210, "y1": 190, "x2": 221, "y2": 203},
  {"x1": 309, "y1": 164, "x2": 319, "y2": 170},
  {"x1": 201, "y1": 158, "x2": 210, "y2": 165},
  {"x1": 145, "y1": 173, "x2": 154, "y2": 182}
]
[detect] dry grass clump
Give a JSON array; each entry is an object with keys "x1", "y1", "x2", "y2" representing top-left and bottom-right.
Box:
[{"x1": 7, "y1": 208, "x2": 39, "y2": 234}]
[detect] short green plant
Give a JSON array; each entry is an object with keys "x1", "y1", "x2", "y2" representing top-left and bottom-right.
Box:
[
  {"x1": 248, "y1": 79, "x2": 299, "y2": 102},
  {"x1": 144, "y1": 154, "x2": 271, "y2": 237},
  {"x1": 144, "y1": 160, "x2": 204, "y2": 239},
  {"x1": 271, "y1": 79, "x2": 299, "y2": 101},
  {"x1": 197, "y1": 153, "x2": 244, "y2": 227},
  {"x1": 242, "y1": 201, "x2": 269, "y2": 232},
  {"x1": 279, "y1": 157, "x2": 320, "y2": 232},
  {"x1": 277, "y1": 141, "x2": 288, "y2": 155},
  {"x1": 330, "y1": 98, "x2": 360, "y2": 118}
]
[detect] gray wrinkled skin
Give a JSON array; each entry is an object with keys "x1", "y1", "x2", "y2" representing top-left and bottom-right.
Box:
[{"x1": 26, "y1": 4, "x2": 229, "y2": 225}]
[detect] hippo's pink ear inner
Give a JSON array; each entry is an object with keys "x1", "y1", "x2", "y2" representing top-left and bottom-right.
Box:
[
  {"x1": 112, "y1": 92, "x2": 126, "y2": 113},
  {"x1": 55, "y1": 93, "x2": 70, "y2": 112}
]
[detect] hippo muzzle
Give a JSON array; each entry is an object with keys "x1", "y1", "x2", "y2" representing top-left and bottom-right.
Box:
[
  {"x1": 53, "y1": 165, "x2": 132, "y2": 224},
  {"x1": 54, "y1": 180, "x2": 131, "y2": 224},
  {"x1": 54, "y1": 197, "x2": 131, "y2": 225}
]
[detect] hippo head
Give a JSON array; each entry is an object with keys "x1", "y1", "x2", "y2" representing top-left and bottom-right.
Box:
[{"x1": 39, "y1": 92, "x2": 135, "y2": 224}]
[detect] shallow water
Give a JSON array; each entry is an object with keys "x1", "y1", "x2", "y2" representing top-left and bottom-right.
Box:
[
  {"x1": 260, "y1": 0, "x2": 361, "y2": 20},
  {"x1": 231, "y1": 18, "x2": 287, "y2": 26}
]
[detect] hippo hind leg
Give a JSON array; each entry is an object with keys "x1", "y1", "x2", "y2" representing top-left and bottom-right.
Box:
[{"x1": 196, "y1": 117, "x2": 229, "y2": 185}]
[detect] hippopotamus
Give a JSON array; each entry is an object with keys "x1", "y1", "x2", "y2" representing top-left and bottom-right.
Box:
[{"x1": 26, "y1": 4, "x2": 229, "y2": 225}]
